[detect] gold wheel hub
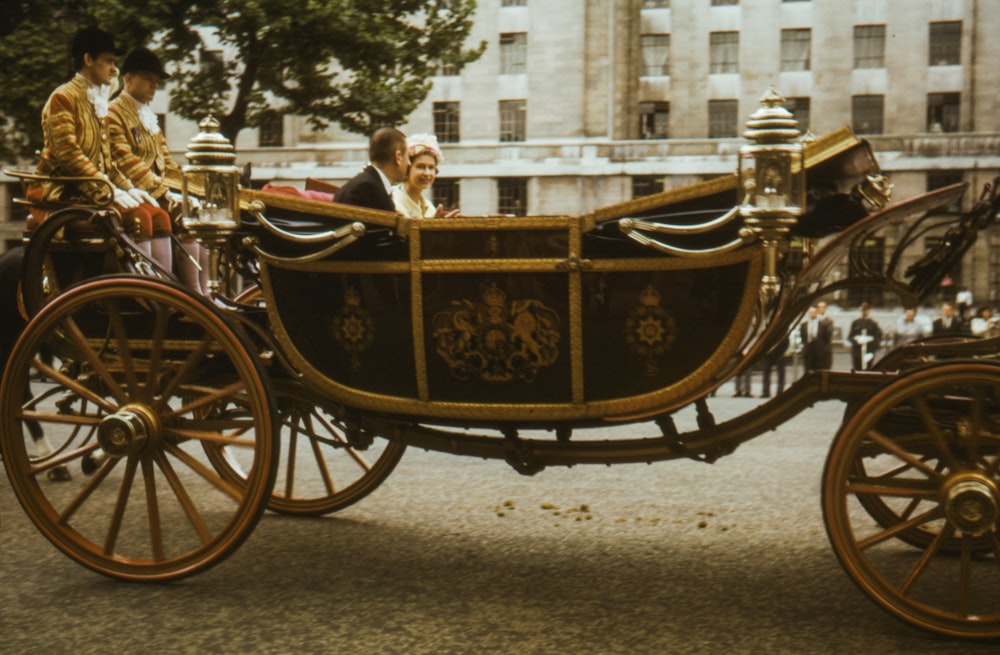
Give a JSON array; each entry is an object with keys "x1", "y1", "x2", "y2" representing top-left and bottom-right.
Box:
[
  {"x1": 97, "y1": 404, "x2": 161, "y2": 458},
  {"x1": 943, "y1": 473, "x2": 999, "y2": 536}
]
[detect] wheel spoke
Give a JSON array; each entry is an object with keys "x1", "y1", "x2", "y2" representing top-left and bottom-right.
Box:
[
  {"x1": 163, "y1": 440, "x2": 245, "y2": 502},
  {"x1": 58, "y1": 457, "x2": 121, "y2": 524},
  {"x1": 153, "y1": 333, "x2": 215, "y2": 411},
  {"x1": 140, "y1": 456, "x2": 165, "y2": 561},
  {"x1": 284, "y1": 424, "x2": 300, "y2": 498},
  {"x1": 308, "y1": 428, "x2": 337, "y2": 495},
  {"x1": 104, "y1": 456, "x2": 140, "y2": 556},
  {"x1": 847, "y1": 477, "x2": 938, "y2": 498},
  {"x1": 168, "y1": 381, "x2": 248, "y2": 419},
  {"x1": 966, "y1": 386, "x2": 985, "y2": 464},
  {"x1": 153, "y1": 450, "x2": 213, "y2": 545},
  {"x1": 897, "y1": 522, "x2": 953, "y2": 596},
  {"x1": 60, "y1": 315, "x2": 129, "y2": 406},
  {"x1": 856, "y1": 506, "x2": 944, "y2": 550},
  {"x1": 164, "y1": 424, "x2": 258, "y2": 449},
  {"x1": 103, "y1": 297, "x2": 142, "y2": 398},
  {"x1": 30, "y1": 356, "x2": 117, "y2": 414},
  {"x1": 912, "y1": 397, "x2": 961, "y2": 471},
  {"x1": 867, "y1": 428, "x2": 945, "y2": 479},
  {"x1": 144, "y1": 304, "x2": 172, "y2": 403}
]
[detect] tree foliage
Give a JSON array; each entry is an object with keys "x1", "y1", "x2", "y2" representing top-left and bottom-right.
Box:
[{"x1": 0, "y1": 0, "x2": 484, "y2": 161}]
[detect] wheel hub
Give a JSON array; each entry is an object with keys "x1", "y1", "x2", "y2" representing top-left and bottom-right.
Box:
[
  {"x1": 98, "y1": 404, "x2": 160, "y2": 458},
  {"x1": 943, "y1": 473, "x2": 999, "y2": 536}
]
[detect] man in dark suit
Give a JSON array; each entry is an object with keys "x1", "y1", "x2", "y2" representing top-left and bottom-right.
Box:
[
  {"x1": 334, "y1": 127, "x2": 409, "y2": 211},
  {"x1": 800, "y1": 305, "x2": 834, "y2": 371},
  {"x1": 848, "y1": 302, "x2": 882, "y2": 370},
  {"x1": 932, "y1": 302, "x2": 970, "y2": 336}
]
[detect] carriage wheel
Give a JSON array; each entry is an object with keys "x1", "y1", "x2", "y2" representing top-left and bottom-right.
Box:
[
  {"x1": 0, "y1": 276, "x2": 277, "y2": 581},
  {"x1": 823, "y1": 363, "x2": 1000, "y2": 638},
  {"x1": 203, "y1": 380, "x2": 405, "y2": 516}
]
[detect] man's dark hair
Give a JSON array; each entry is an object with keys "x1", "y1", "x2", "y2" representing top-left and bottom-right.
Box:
[{"x1": 369, "y1": 127, "x2": 406, "y2": 165}]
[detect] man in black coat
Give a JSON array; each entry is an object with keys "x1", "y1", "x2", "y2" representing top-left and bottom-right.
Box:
[
  {"x1": 848, "y1": 302, "x2": 882, "y2": 370},
  {"x1": 334, "y1": 127, "x2": 409, "y2": 211},
  {"x1": 800, "y1": 305, "x2": 834, "y2": 371},
  {"x1": 932, "y1": 301, "x2": 970, "y2": 336}
]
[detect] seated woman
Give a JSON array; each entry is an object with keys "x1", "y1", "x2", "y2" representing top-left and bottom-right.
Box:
[{"x1": 392, "y1": 133, "x2": 460, "y2": 218}]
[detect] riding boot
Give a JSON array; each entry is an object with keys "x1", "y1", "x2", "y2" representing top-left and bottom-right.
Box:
[
  {"x1": 151, "y1": 235, "x2": 173, "y2": 275},
  {"x1": 175, "y1": 239, "x2": 203, "y2": 294}
]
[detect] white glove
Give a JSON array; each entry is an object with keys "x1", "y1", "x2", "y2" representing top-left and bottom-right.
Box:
[
  {"x1": 113, "y1": 187, "x2": 140, "y2": 209},
  {"x1": 165, "y1": 190, "x2": 184, "y2": 205},
  {"x1": 128, "y1": 187, "x2": 158, "y2": 205}
]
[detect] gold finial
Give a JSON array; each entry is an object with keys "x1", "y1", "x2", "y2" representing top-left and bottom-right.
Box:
[
  {"x1": 743, "y1": 87, "x2": 801, "y2": 144},
  {"x1": 185, "y1": 115, "x2": 237, "y2": 166}
]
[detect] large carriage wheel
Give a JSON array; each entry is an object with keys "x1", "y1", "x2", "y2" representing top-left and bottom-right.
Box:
[
  {"x1": 0, "y1": 276, "x2": 277, "y2": 581},
  {"x1": 203, "y1": 376, "x2": 405, "y2": 516},
  {"x1": 206, "y1": 285, "x2": 406, "y2": 515},
  {"x1": 823, "y1": 363, "x2": 1000, "y2": 638}
]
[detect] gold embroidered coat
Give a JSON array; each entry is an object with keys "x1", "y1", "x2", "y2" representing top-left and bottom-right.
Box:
[
  {"x1": 108, "y1": 94, "x2": 179, "y2": 199},
  {"x1": 33, "y1": 75, "x2": 131, "y2": 204}
]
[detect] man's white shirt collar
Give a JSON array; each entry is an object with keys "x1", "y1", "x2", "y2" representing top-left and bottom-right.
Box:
[{"x1": 372, "y1": 165, "x2": 394, "y2": 196}]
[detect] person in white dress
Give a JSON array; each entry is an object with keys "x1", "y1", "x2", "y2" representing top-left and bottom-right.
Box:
[{"x1": 392, "y1": 133, "x2": 460, "y2": 218}]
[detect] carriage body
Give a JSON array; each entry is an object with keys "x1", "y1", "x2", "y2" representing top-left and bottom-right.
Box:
[
  {"x1": 248, "y1": 128, "x2": 882, "y2": 429},
  {"x1": 5, "y1": 118, "x2": 1000, "y2": 639}
]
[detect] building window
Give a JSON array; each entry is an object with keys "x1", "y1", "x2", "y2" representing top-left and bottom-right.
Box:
[
  {"x1": 853, "y1": 24, "x2": 885, "y2": 69},
  {"x1": 498, "y1": 178, "x2": 528, "y2": 216},
  {"x1": 852, "y1": 95, "x2": 884, "y2": 135},
  {"x1": 710, "y1": 32, "x2": 739, "y2": 74},
  {"x1": 642, "y1": 0, "x2": 670, "y2": 7},
  {"x1": 499, "y1": 100, "x2": 526, "y2": 142},
  {"x1": 927, "y1": 93, "x2": 960, "y2": 133},
  {"x1": 433, "y1": 178, "x2": 461, "y2": 214},
  {"x1": 633, "y1": 176, "x2": 665, "y2": 198},
  {"x1": 639, "y1": 102, "x2": 670, "y2": 139},
  {"x1": 640, "y1": 34, "x2": 670, "y2": 77},
  {"x1": 785, "y1": 97, "x2": 810, "y2": 133},
  {"x1": 433, "y1": 102, "x2": 461, "y2": 143},
  {"x1": 708, "y1": 100, "x2": 738, "y2": 138},
  {"x1": 780, "y1": 28, "x2": 811, "y2": 71},
  {"x1": 437, "y1": 61, "x2": 460, "y2": 76},
  {"x1": 502, "y1": 0, "x2": 526, "y2": 6},
  {"x1": 258, "y1": 116, "x2": 283, "y2": 147},
  {"x1": 711, "y1": 0, "x2": 738, "y2": 5},
  {"x1": 929, "y1": 21, "x2": 961, "y2": 66},
  {"x1": 500, "y1": 32, "x2": 527, "y2": 75},
  {"x1": 927, "y1": 171, "x2": 964, "y2": 213}
]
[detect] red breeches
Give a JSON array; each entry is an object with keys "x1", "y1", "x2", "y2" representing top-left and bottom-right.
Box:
[{"x1": 122, "y1": 203, "x2": 172, "y2": 239}]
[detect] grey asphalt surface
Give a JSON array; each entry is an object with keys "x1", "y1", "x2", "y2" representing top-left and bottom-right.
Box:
[{"x1": 1, "y1": 392, "x2": 997, "y2": 654}]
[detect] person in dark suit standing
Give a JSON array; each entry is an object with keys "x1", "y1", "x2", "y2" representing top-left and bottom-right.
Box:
[
  {"x1": 932, "y1": 302, "x2": 970, "y2": 336},
  {"x1": 334, "y1": 127, "x2": 410, "y2": 211},
  {"x1": 848, "y1": 302, "x2": 882, "y2": 370},
  {"x1": 800, "y1": 305, "x2": 834, "y2": 371}
]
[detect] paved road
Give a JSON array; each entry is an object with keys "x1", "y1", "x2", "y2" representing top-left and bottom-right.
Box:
[{"x1": 1, "y1": 396, "x2": 997, "y2": 654}]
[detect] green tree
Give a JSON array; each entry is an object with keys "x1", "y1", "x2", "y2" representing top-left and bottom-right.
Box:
[{"x1": 0, "y1": 0, "x2": 484, "y2": 161}]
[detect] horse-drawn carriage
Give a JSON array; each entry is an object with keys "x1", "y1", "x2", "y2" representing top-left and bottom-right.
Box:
[{"x1": 3, "y1": 95, "x2": 1000, "y2": 639}]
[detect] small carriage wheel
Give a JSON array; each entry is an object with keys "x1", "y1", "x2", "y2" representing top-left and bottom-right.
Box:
[
  {"x1": 0, "y1": 276, "x2": 277, "y2": 581},
  {"x1": 202, "y1": 376, "x2": 405, "y2": 516},
  {"x1": 822, "y1": 363, "x2": 1000, "y2": 638}
]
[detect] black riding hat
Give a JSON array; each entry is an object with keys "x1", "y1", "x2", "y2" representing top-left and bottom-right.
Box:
[
  {"x1": 121, "y1": 47, "x2": 171, "y2": 80},
  {"x1": 71, "y1": 26, "x2": 125, "y2": 59}
]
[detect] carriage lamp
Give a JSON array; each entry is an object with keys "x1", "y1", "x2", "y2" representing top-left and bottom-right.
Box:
[
  {"x1": 181, "y1": 115, "x2": 241, "y2": 295},
  {"x1": 738, "y1": 88, "x2": 806, "y2": 301}
]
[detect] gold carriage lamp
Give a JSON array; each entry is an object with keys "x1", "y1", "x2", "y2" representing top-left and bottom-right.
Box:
[
  {"x1": 181, "y1": 115, "x2": 241, "y2": 295},
  {"x1": 738, "y1": 88, "x2": 805, "y2": 301}
]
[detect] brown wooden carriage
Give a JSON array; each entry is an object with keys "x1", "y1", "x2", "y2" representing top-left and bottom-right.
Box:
[{"x1": 3, "y1": 114, "x2": 1000, "y2": 638}]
